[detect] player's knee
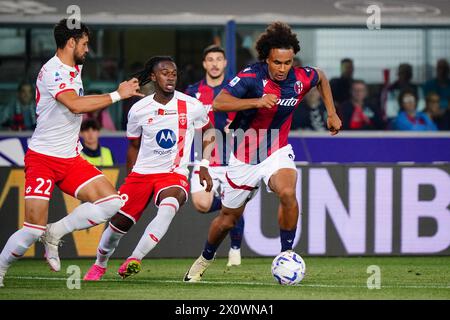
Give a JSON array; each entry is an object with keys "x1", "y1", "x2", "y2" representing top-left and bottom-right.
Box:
[
  {"x1": 193, "y1": 201, "x2": 211, "y2": 214},
  {"x1": 277, "y1": 188, "x2": 297, "y2": 205},
  {"x1": 191, "y1": 195, "x2": 211, "y2": 214},
  {"x1": 219, "y1": 213, "x2": 239, "y2": 231},
  {"x1": 111, "y1": 213, "x2": 134, "y2": 232},
  {"x1": 94, "y1": 195, "x2": 124, "y2": 221}
]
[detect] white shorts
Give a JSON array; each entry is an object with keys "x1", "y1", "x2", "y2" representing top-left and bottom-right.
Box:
[
  {"x1": 222, "y1": 144, "x2": 297, "y2": 209},
  {"x1": 190, "y1": 165, "x2": 227, "y2": 197}
]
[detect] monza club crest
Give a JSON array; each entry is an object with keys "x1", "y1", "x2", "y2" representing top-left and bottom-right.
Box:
[
  {"x1": 294, "y1": 80, "x2": 303, "y2": 95},
  {"x1": 179, "y1": 113, "x2": 187, "y2": 126}
]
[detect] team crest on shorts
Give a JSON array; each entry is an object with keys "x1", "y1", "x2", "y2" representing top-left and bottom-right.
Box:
[
  {"x1": 294, "y1": 81, "x2": 303, "y2": 95},
  {"x1": 179, "y1": 113, "x2": 187, "y2": 126}
]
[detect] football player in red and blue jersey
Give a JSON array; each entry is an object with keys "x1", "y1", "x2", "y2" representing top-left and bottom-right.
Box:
[
  {"x1": 185, "y1": 45, "x2": 244, "y2": 267},
  {"x1": 185, "y1": 22, "x2": 342, "y2": 282}
]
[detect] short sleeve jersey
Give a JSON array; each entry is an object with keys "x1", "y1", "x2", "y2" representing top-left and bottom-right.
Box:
[
  {"x1": 127, "y1": 90, "x2": 209, "y2": 177},
  {"x1": 28, "y1": 55, "x2": 85, "y2": 158},
  {"x1": 185, "y1": 77, "x2": 234, "y2": 165},
  {"x1": 224, "y1": 62, "x2": 319, "y2": 164}
]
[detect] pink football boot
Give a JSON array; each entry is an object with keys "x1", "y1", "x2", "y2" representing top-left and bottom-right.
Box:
[
  {"x1": 118, "y1": 258, "x2": 141, "y2": 279},
  {"x1": 83, "y1": 264, "x2": 107, "y2": 281}
]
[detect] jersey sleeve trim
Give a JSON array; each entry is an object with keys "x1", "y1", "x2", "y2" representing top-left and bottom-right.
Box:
[{"x1": 237, "y1": 73, "x2": 256, "y2": 78}]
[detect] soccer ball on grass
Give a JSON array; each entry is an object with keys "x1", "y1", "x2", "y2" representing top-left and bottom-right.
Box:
[{"x1": 271, "y1": 251, "x2": 306, "y2": 285}]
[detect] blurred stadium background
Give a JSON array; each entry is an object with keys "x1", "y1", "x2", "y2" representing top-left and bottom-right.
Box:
[{"x1": 0, "y1": 0, "x2": 449, "y2": 262}]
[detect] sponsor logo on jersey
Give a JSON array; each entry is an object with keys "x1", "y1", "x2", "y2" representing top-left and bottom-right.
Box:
[
  {"x1": 54, "y1": 72, "x2": 63, "y2": 82},
  {"x1": 179, "y1": 113, "x2": 187, "y2": 126},
  {"x1": 157, "y1": 109, "x2": 177, "y2": 116},
  {"x1": 59, "y1": 83, "x2": 66, "y2": 89},
  {"x1": 229, "y1": 76, "x2": 241, "y2": 87},
  {"x1": 156, "y1": 129, "x2": 177, "y2": 149},
  {"x1": 277, "y1": 97, "x2": 299, "y2": 107},
  {"x1": 294, "y1": 80, "x2": 303, "y2": 94}
]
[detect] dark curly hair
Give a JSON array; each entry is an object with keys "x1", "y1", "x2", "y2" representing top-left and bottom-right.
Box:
[
  {"x1": 255, "y1": 22, "x2": 300, "y2": 61},
  {"x1": 54, "y1": 18, "x2": 90, "y2": 49},
  {"x1": 132, "y1": 56, "x2": 175, "y2": 86}
]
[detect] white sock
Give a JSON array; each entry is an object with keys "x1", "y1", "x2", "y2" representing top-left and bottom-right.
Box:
[
  {"x1": 130, "y1": 197, "x2": 179, "y2": 260},
  {"x1": 0, "y1": 223, "x2": 46, "y2": 270},
  {"x1": 95, "y1": 223, "x2": 127, "y2": 268},
  {"x1": 50, "y1": 195, "x2": 123, "y2": 239}
]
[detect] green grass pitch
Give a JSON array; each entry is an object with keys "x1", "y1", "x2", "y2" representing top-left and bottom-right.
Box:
[{"x1": 0, "y1": 257, "x2": 449, "y2": 300}]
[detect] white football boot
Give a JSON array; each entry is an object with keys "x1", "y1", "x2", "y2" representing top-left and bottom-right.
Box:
[
  {"x1": 183, "y1": 254, "x2": 214, "y2": 282},
  {"x1": 226, "y1": 248, "x2": 241, "y2": 267},
  {"x1": 40, "y1": 224, "x2": 62, "y2": 272}
]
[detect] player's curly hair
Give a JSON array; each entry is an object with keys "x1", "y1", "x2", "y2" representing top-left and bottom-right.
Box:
[
  {"x1": 255, "y1": 22, "x2": 300, "y2": 61},
  {"x1": 132, "y1": 56, "x2": 175, "y2": 86}
]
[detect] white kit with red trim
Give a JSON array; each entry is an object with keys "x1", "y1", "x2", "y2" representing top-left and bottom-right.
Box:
[
  {"x1": 29, "y1": 55, "x2": 84, "y2": 158},
  {"x1": 126, "y1": 91, "x2": 208, "y2": 177}
]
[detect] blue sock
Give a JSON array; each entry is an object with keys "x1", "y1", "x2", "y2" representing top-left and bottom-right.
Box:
[
  {"x1": 202, "y1": 241, "x2": 218, "y2": 260},
  {"x1": 230, "y1": 216, "x2": 245, "y2": 249},
  {"x1": 280, "y1": 228, "x2": 296, "y2": 252},
  {"x1": 206, "y1": 195, "x2": 222, "y2": 213}
]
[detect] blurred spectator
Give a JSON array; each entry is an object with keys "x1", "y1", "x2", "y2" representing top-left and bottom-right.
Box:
[
  {"x1": 82, "y1": 90, "x2": 116, "y2": 131},
  {"x1": 291, "y1": 88, "x2": 327, "y2": 131},
  {"x1": 99, "y1": 58, "x2": 119, "y2": 81},
  {"x1": 385, "y1": 63, "x2": 425, "y2": 120},
  {"x1": 424, "y1": 92, "x2": 442, "y2": 125},
  {"x1": 1, "y1": 82, "x2": 36, "y2": 130},
  {"x1": 437, "y1": 99, "x2": 450, "y2": 130},
  {"x1": 423, "y1": 58, "x2": 450, "y2": 111},
  {"x1": 339, "y1": 80, "x2": 385, "y2": 130},
  {"x1": 392, "y1": 89, "x2": 437, "y2": 131},
  {"x1": 79, "y1": 119, "x2": 114, "y2": 166},
  {"x1": 236, "y1": 33, "x2": 256, "y2": 71},
  {"x1": 330, "y1": 58, "x2": 354, "y2": 107}
]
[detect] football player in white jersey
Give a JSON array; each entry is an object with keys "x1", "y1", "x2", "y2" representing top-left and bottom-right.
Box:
[
  {"x1": 83, "y1": 56, "x2": 214, "y2": 281},
  {"x1": 0, "y1": 19, "x2": 143, "y2": 287}
]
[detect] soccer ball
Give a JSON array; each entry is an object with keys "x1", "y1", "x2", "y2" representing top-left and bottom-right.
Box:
[{"x1": 271, "y1": 251, "x2": 306, "y2": 285}]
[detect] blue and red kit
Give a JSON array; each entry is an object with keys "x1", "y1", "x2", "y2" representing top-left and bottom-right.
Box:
[
  {"x1": 224, "y1": 62, "x2": 319, "y2": 164},
  {"x1": 185, "y1": 78, "x2": 235, "y2": 166}
]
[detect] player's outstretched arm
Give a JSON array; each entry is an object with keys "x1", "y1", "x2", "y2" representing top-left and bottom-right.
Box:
[
  {"x1": 57, "y1": 78, "x2": 144, "y2": 114},
  {"x1": 213, "y1": 90, "x2": 277, "y2": 112},
  {"x1": 316, "y1": 68, "x2": 342, "y2": 135}
]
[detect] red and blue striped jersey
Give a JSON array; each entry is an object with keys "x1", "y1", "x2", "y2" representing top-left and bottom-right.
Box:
[
  {"x1": 224, "y1": 62, "x2": 319, "y2": 164},
  {"x1": 185, "y1": 77, "x2": 235, "y2": 166}
]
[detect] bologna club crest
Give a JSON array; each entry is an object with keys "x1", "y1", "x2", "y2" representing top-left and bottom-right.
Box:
[{"x1": 294, "y1": 80, "x2": 303, "y2": 95}]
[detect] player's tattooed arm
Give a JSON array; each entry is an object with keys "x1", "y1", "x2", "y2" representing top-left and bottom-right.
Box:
[
  {"x1": 56, "y1": 78, "x2": 144, "y2": 114},
  {"x1": 315, "y1": 68, "x2": 342, "y2": 135},
  {"x1": 213, "y1": 90, "x2": 276, "y2": 112},
  {"x1": 126, "y1": 137, "x2": 141, "y2": 174}
]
